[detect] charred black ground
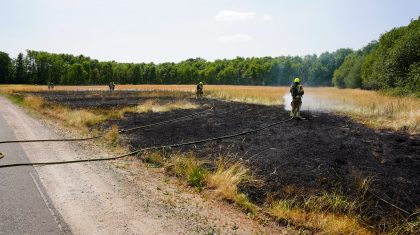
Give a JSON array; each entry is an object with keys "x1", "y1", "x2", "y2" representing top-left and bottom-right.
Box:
[{"x1": 29, "y1": 90, "x2": 420, "y2": 226}]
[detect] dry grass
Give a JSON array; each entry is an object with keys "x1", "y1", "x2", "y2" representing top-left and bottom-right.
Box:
[
  {"x1": 205, "y1": 159, "x2": 258, "y2": 214},
  {"x1": 354, "y1": 175, "x2": 374, "y2": 198},
  {"x1": 5, "y1": 94, "x2": 118, "y2": 128},
  {"x1": 104, "y1": 125, "x2": 120, "y2": 146},
  {"x1": 133, "y1": 99, "x2": 199, "y2": 113},
  {"x1": 300, "y1": 87, "x2": 420, "y2": 134},
  {"x1": 304, "y1": 192, "x2": 357, "y2": 215},
  {"x1": 45, "y1": 107, "x2": 112, "y2": 128},
  {"x1": 267, "y1": 188, "x2": 376, "y2": 234},
  {"x1": 61, "y1": 109, "x2": 108, "y2": 127},
  {"x1": 145, "y1": 152, "x2": 257, "y2": 213},
  {"x1": 269, "y1": 200, "x2": 371, "y2": 235},
  {"x1": 23, "y1": 95, "x2": 44, "y2": 108},
  {"x1": 4, "y1": 93, "x2": 199, "y2": 129},
  {"x1": 388, "y1": 215, "x2": 420, "y2": 235},
  {"x1": 8, "y1": 94, "x2": 108, "y2": 127},
  {"x1": 166, "y1": 153, "x2": 208, "y2": 191},
  {"x1": 205, "y1": 85, "x2": 288, "y2": 105}
]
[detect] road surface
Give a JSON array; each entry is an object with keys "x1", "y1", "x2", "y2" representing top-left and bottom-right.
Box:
[{"x1": 0, "y1": 115, "x2": 68, "y2": 234}]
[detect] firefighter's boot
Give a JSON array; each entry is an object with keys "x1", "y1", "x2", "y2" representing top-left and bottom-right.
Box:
[{"x1": 296, "y1": 112, "x2": 305, "y2": 120}]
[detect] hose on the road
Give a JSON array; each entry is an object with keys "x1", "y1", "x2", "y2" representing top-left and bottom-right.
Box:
[
  {"x1": 0, "y1": 117, "x2": 292, "y2": 169},
  {"x1": 0, "y1": 107, "x2": 213, "y2": 145}
]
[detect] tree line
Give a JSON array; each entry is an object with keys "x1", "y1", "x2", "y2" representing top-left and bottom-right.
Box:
[
  {"x1": 0, "y1": 49, "x2": 352, "y2": 87},
  {"x1": 0, "y1": 17, "x2": 418, "y2": 95},
  {"x1": 333, "y1": 17, "x2": 419, "y2": 95}
]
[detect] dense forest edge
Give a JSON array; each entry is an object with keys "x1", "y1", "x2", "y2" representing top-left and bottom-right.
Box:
[{"x1": 0, "y1": 17, "x2": 418, "y2": 96}]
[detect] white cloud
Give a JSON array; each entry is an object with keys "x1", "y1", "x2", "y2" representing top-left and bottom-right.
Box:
[
  {"x1": 214, "y1": 10, "x2": 256, "y2": 22},
  {"x1": 261, "y1": 14, "x2": 272, "y2": 21},
  {"x1": 217, "y1": 34, "x2": 253, "y2": 43}
]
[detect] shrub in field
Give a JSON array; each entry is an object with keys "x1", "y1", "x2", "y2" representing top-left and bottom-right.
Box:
[{"x1": 187, "y1": 167, "x2": 207, "y2": 192}]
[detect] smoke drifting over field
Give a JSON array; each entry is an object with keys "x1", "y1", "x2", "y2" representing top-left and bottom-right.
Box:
[{"x1": 283, "y1": 91, "x2": 334, "y2": 112}]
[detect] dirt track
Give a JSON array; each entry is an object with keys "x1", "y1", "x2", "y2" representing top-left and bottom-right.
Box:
[{"x1": 32, "y1": 90, "x2": 420, "y2": 224}]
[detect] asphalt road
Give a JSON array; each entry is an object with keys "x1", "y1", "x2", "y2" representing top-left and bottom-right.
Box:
[{"x1": 0, "y1": 115, "x2": 68, "y2": 234}]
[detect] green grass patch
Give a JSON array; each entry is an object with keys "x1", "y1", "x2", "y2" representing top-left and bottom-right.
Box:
[{"x1": 5, "y1": 94, "x2": 25, "y2": 106}]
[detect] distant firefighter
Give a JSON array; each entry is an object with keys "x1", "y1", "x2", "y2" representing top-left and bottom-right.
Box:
[
  {"x1": 196, "y1": 82, "x2": 204, "y2": 98},
  {"x1": 48, "y1": 82, "x2": 54, "y2": 90},
  {"x1": 109, "y1": 82, "x2": 115, "y2": 91},
  {"x1": 290, "y1": 78, "x2": 305, "y2": 119}
]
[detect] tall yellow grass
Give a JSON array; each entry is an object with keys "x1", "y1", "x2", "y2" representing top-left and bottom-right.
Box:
[
  {"x1": 206, "y1": 159, "x2": 258, "y2": 214},
  {"x1": 206, "y1": 85, "x2": 288, "y2": 105},
  {"x1": 269, "y1": 200, "x2": 372, "y2": 235},
  {"x1": 302, "y1": 88, "x2": 420, "y2": 134}
]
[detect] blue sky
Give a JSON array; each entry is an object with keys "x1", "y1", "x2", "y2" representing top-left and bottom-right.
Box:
[{"x1": 0, "y1": 0, "x2": 419, "y2": 63}]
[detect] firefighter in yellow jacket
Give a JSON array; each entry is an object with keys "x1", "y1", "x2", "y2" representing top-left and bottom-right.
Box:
[
  {"x1": 290, "y1": 78, "x2": 305, "y2": 119},
  {"x1": 196, "y1": 82, "x2": 204, "y2": 98}
]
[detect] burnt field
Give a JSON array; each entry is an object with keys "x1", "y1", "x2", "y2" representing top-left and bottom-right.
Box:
[{"x1": 30, "y1": 90, "x2": 420, "y2": 224}]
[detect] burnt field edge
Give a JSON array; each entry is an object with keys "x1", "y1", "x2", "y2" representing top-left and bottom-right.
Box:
[{"x1": 7, "y1": 90, "x2": 420, "y2": 233}]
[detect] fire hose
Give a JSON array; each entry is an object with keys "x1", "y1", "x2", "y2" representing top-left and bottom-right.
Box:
[
  {"x1": 0, "y1": 117, "x2": 292, "y2": 169},
  {"x1": 0, "y1": 107, "x2": 213, "y2": 145}
]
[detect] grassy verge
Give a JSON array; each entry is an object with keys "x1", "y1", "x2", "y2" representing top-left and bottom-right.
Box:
[
  {"x1": 143, "y1": 151, "x2": 258, "y2": 214},
  {"x1": 141, "y1": 150, "x2": 376, "y2": 234},
  {"x1": 206, "y1": 159, "x2": 258, "y2": 214},
  {"x1": 269, "y1": 201, "x2": 370, "y2": 234},
  {"x1": 268, "y1": 191, "x2": 371, "y2": 235}
]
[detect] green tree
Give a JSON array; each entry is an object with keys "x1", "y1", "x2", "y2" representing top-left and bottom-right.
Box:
[
  {"x1": 333, "y1": 53, "x2": 363, "y2": 88},
  {"x1": 362, "y1": 17, "x2": 420, "y2": 94},
  {"x1": 91, "y1": 68, "x2": 100, "y2": 84},
  {"x1": 14, "y1": 52, "x2": 26, "y2": 84},
  {"x1": 0, "y1": 51, "x2": 12, "y2": 84},
  {"x1": 67, "y1": 63, "x2": 87, "y2": 84}
]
